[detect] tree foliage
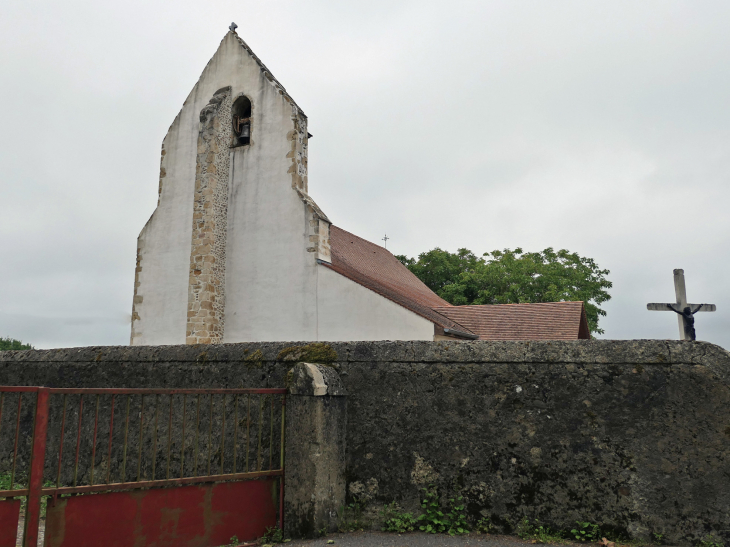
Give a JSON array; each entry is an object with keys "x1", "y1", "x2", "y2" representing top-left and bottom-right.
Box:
[
  {"x1": 0, "y1": 337, "x2": 34, "y2": 351},
  {"x1": 396, "y1": 247, "x2": 612, "y2": 335}
]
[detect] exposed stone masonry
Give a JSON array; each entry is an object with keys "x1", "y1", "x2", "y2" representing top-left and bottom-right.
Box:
[
  {"x1": 186, "y1": 87, "x2": 233, "y2": 344},
  {"x1": 287, "y1": 107, "x2": 332, "y2": 263},
  {"x1": 287, "y1": 107, "x2": 309, "y2": 193}
]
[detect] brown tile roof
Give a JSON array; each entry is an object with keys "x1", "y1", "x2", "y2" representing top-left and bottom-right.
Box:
[
  {"x1": 324, "y1": 226, "x2": 471, "y2": 332},
  {"x1": 434, "y1": 301, "x2": 590, "y2": 340},
  {"x1": 324, "y1": 226, "x2": 590, "y2": 341}
]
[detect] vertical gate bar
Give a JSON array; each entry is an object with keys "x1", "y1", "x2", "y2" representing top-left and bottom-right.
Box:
[
  {"x1": 55, "y1": 394, "x2": 68, "y2": 489},
  {"x1": 166, "y1": 394, "x2": 173, "y2": 479},
  {"x1": 207, "y1": 395, "x2": 213, "y2": 476},
  {"x1": 121, "y1": 395, "x2": 130, "y2": 482},
  {"x1": 22, "y1": 388, "x2": 50, "y2": 547},
  {"x1": 137, "y1": 395, "x2": 145, "y2": 481},
  {"x1": 280, "y1": 396, "x2": 286, "y2": 471},
  {"x1": 180, "y1": 394, "x2": 187, "y2": 478},
  {"x1": 257, "y1": 395, "x2": 263, "y2": 472},
  {"x1": 151, "y1": 395, "x2": 160, "y2": 480},
  {"x1": 73, "y1": 395, "x2": 84, "y2": 487},
  {"x1": 194, "y1": 394, "x2": 200, "y2": 475},
  {"x1": 219, "y1": 395, "x2": 226, "y2": 473},
  {"x1": 106, "y1": 395, "x2": 115, "y2": 484},
  {"x1": 232, "y1": 395, "x2": 239, "y2": 473},
  {"x1": 246, "y1": 394, "x2": 251, "y2": 472},
  {"x1": 279, "y1": 395, "x2": 286, "y2": 530},
  {"x1": 9, "y1": 393, "x2": 22, "y2": 490},
  {"x1": 90, "y1": 394, "x2": 100, "y2": 485},
  {"x1": 269, "y1": 396, "x2": 274, "y2": 470}
]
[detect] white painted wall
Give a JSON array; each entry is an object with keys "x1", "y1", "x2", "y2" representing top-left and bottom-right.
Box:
[
  {"x1": 133, "y1": 32, "x2": 305, "y2": 345},
  {"x1": 132, "y1": 32, "x2": 435, "y2": 344},
  {"x1": 315, "y1": 266, "x2": 435, "y2": 341}
]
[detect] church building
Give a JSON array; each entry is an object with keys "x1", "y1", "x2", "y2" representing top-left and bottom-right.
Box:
[{"x1": 130, "y1": 29, "x2": 589, "y2": 345}]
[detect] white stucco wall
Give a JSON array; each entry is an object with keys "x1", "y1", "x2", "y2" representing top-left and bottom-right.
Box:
[
  {"x1": 131, "y1": 32, "x2": 435, "y2": 344},
  {"x1": 315, "y1": 266, "x2": 435, "y2": 341},
  {"x1": 133, "y1": 32, "x2": 308, "y2": 345}
]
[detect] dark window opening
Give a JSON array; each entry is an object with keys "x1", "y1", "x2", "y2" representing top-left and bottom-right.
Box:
[{"x1": 232, "y1": 96, "x2": 252, "y2": 146}]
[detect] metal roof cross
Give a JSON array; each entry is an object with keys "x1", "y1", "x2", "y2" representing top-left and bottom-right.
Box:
[
  {"x1": 382, "y1": 234, "x2": 389, "y2": 249},
  {"x1": 646, "y1": 269, "x2": 716, "y2": 341}
]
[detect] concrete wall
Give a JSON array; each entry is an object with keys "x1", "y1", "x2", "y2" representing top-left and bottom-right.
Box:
[
  {"x1": 2, "y1": 340, "x2": 729, "y2": 544},
  {"x1": 131, "y1": 31, "x2": 434, "y2": 344}
]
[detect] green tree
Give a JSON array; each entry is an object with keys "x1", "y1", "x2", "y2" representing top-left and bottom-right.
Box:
[
  {"x1": 397, "y1": 247, "x2": 612, "y2": 335},
  {"x1": 0, "y1": 337, "x2": 34, "y2": 351}
]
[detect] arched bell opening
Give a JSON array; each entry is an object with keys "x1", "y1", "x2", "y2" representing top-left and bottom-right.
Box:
[{"x1": 231, "y1": 95, "x2": 252, "y2": 146}]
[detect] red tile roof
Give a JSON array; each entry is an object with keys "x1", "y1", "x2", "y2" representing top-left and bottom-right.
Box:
[
  {"x1": 324, "y1": 226, "x2": 469, "y2": 331},
  {"x1": 434, "y1": 302, "x2": 590, "y2": 340},
  {"x1": 324, "y1": 225, "x2": 590, "y2": 340}
]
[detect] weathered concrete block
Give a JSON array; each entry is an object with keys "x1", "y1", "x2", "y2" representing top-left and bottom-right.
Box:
[{"x1": 284, "y1": 362, "x2": 346, "y2": 538}]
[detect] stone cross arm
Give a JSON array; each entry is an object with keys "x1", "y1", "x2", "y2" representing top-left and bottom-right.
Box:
[{"x1": 646, "y1": 303, "x2": 716, "y2": 313}]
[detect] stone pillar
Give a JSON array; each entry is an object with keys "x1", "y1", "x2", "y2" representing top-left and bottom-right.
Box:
[{"x1": 285, "y1": 363, "x2": 346, "y2": 538}]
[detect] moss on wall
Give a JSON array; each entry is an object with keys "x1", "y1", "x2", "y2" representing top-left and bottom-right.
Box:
[{"x1": 276, "y1": 343, "x2": 337, "y2": 364}]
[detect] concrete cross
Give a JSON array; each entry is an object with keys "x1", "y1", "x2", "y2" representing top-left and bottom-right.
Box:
[{"x1": 647, "y1": 269, "x2": 716, "y2": 341}]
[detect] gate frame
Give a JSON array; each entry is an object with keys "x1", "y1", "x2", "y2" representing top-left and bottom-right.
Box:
[{"x1": 0, "y1": 386, "x2": 286, "y2": 547}]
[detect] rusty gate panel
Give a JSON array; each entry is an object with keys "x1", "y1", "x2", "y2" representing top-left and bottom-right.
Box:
[
  {"x1": 45, "y1": 478, "x2": 278, "y2": 547},
  {"x1": 0, "y1": 499, "x2": 21, "y2": 547},
  {"x1": 2, "y1": 387, "x2": 286, "y2": 547}
]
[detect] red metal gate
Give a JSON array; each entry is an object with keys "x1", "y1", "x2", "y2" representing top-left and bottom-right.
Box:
[{"x1": 0, "y1": 387, "x2": 286, "y2": 547}]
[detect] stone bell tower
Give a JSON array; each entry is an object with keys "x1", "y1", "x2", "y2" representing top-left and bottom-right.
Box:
[{"x1": 130, "y1": 29, "x2": 331, "y2": 345}]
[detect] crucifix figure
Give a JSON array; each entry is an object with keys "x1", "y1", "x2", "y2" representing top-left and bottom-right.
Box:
[
  {"x1": 382, "y1": 234, "x2": 389, "y2": 249},
  {"x1": 647, "y1": 269, "x2": 716, "y2": 341}
]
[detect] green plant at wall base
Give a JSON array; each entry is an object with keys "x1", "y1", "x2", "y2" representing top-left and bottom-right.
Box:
[
  {"x1": 444, "y1": 495, "x2": 469, "y2": 536},
  {"x1": 260, "y1": 526, "x2": 290, "y2": 544},
  {"x1": 380, "y1": 502, "x2": 417, "y2": 533},
  {"x1": 517, "y1": 517, "x2": 536, "y2": 540},
  {"x1": 571, "y1": 521, "x2": 601, "y2": 542},
  {"x1": 339, "y1": 501, "x2": 368, "y2": 532},
  {"x1": 417, "y1": 487, "x2": 469, "y2": 536},
  {"x1": 418, "y1": 488, "x2": 449, "y2": 534},
  {"x1": 698, "y1": 535, "x2": 725, "y2": 547},
  {"x1": 475, "y1": 516, "x2": 493, "y2": 534},
  {"x1": 516, "y1": 517, "x2": 565, "y2": 544}
]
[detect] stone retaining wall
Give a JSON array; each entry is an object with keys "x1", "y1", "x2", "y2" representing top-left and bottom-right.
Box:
[{"x1": 1, "y1": 340, "x2": 729, "y2": 544}]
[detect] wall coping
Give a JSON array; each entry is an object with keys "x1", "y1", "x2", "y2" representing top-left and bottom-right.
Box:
[{"x1": 1, "y1": 340, "x2": 729, "y2": 367}]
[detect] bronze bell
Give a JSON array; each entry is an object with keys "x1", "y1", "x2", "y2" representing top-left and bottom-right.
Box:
[{"x1": 233, "y1": 116, "x2": 250, "y2": 138}]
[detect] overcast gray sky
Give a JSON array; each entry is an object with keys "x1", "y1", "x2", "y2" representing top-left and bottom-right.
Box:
[{"x1": 1, "y1": 0, "x2": 729, "y2": 349}]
